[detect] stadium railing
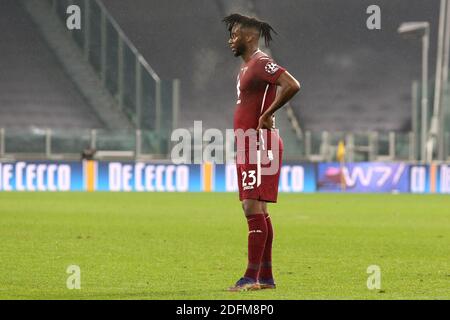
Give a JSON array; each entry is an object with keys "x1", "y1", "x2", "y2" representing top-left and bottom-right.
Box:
[
  {"x1": 1, "y1": 127, "x2": 447, "y2": 162},
  {"x1": 43, "y1": 0, "x2": 179, "y2": 155},
  {"x1": 0, "y1": 128, "x2": 164, "y2": 161},
  {"x1": 1, "y1": 125, "x2": 438, "y2": 162},
  {"x1": 47, "y1": 0, "x2": 160, "y2": 130}
]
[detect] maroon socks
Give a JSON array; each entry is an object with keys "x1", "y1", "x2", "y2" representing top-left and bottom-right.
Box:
[
  {"x1": 259, "y1": 214, "x2": 273, "y2": 280},
  {"x1": 244, "y1": 214, "x2": 268, "y2": 280}
]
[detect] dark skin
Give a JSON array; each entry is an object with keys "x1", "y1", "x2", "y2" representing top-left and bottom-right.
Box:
[{"x1": 228, "y1": 24, "x2": 301, "y2": 216}]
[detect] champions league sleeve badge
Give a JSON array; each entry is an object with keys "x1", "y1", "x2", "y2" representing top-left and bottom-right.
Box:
[{"x1": 265, "y1": 62, "x2": 279, "y2": 75}]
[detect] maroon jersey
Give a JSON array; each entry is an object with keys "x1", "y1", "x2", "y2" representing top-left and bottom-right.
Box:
[
  {"x1": 233, "y1": 51, "x2": 286, "y2": 203},
  {"x1": 233, "y1": 50, "x2": 286, "y2": 132}
]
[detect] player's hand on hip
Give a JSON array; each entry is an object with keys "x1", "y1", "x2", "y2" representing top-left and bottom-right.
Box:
[{"x1": 257, "y1": 114, "x2": 274, "y2": 131}]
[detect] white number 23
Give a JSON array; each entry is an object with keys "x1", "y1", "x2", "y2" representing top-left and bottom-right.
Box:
[{"x1": 241, "y1": 170, "x2": 256, "y2": 187}]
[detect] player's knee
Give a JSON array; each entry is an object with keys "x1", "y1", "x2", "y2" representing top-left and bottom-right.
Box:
[
  {"x1": 242, "y1": 205, "x2": 252, "y2": 216},
  {"x1": 242, "y1": 200, "x2": 263, "y2": 216},
  {"x1": 262, "y1": 204, "x2": 268, "y2": 215},
  {"x1": 242, "y1": 202, "x2": 253, "y2": 216}
]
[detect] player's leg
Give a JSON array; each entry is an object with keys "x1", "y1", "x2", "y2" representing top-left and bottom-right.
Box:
[
  {"x1": 258, "y1": 201, "x2": 276, "y2": 289},
  {"x1": 242, "y1": 199, "x2": 268, "y2": 280},
  {"x1": 256, "y1": 135, "x2": 283, "y2": 290},
  {"x1": 228, "y1": 199, "x2": 267, "y2": 291}
]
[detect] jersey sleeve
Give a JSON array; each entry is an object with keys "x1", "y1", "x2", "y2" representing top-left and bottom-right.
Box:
[{"x1": 254, "y1": 57, "x2": 286, "y2": 84}]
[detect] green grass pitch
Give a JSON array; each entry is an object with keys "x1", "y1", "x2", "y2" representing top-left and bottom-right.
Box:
[{"x1": 0, "y1": 192, "x2": 449, "y2": 300}]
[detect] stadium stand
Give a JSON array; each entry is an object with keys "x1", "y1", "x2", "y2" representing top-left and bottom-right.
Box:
[
  {"x1": 102, "y1": 0, "x2": 238, "y2": 131},
  {"x1": 103, "y1": 0, "x2": 442, "y2": 133},
  {"x1": 22, "y1": 0, "x2": 136, "y2": 130},
  {"x1": 254, "y1": 0, "x2": 440, "y2": 132},
  {"x1": 102, "y1": 0, "x2": 305, "y2": 157},
  {"x1": 0, "y1": 0, "x2": 103, "y2": 129},
  {"x1": 100, "y1": 0, "x2": 446, "y2": 160},
  {"x1": 0, "y1": 0, "x2": 447, "y2": 160}
]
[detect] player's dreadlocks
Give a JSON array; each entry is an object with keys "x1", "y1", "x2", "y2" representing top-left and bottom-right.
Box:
[{"x1": 223, "y1": 13, "x2": 277, "y2": 47}]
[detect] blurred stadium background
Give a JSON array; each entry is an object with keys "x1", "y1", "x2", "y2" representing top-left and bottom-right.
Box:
[
  {"x1": 1, "y1": 0, "x2": 450, "y2": 300},
  {"x1": 0, "y1": 0, "x2": 448, "y2": 164}
]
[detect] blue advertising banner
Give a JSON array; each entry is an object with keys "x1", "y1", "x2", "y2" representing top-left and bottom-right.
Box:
[
  {"x1": 96, "y1": 162, "x2": 200, "y2": 192},
  {"x1": 439, "y1": 164, "x2": 450, "y2": 193},
  {"x1": 1, "y1": 160, "x2": 449, "y2": 193},
  {"x1": 317, "y1": 162, "x2": 410, "y2": 193},
  {"x1": 0, "y1": 161, "x2": 83, "y2": 191},
  {"x1": 213, "y1": 163, "x2": 316, "y2": 193},
  {"x1": 410, "y1": 164, "x2": 450, "y2": 194}
]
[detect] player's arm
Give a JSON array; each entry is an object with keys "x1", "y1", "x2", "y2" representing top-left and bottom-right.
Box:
[{"x1": 257, "y1": 71, "x2": 300, "y2": 130}]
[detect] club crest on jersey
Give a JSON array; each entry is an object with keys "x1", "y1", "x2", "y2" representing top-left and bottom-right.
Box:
[{"x1": 265, "y1": 62, "x2": 279, "y2": 75}]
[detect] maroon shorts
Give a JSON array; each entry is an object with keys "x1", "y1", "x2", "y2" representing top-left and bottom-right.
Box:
[{"x1": 236, "y1": 134, "x2": 283, "y2": 203}]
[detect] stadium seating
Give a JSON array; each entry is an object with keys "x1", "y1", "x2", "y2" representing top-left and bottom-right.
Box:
[
  {"x1": 102, "y1": 0, "x2": 306, "y2": 158},
  {"x1": 0, "y1": 0, "x2": 103, "y2": 129},
  {"x1": 1, "y1": 0, "x2": 446, "y2": 160},
  {"x1": 102, "y1": 0, "x2": 236, "y2": 132},
  {"x1": 102, "y1": 0, "x2": 440, "y2": 134},
  {"x1": 255, "y1": 0, "x2": 440, "y2": 132}
]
